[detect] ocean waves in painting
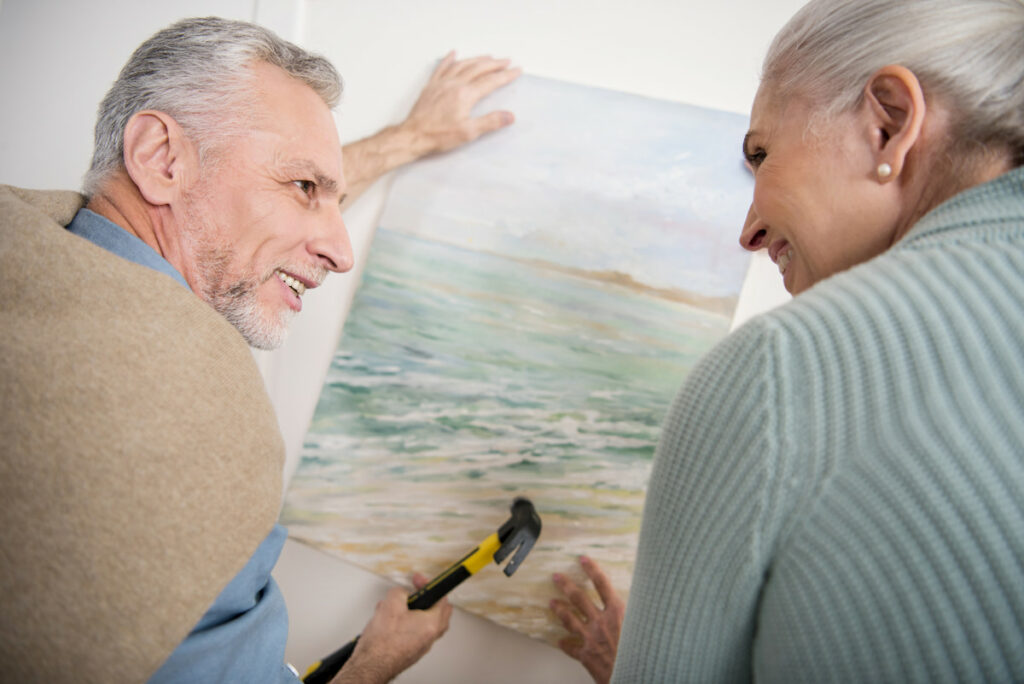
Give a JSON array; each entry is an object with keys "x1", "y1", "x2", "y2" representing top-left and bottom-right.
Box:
[{"x1": 281, "y1": 228, "x2": 731, "y2": 643}]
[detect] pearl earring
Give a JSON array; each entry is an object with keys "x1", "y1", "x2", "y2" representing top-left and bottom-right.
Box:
[{"x1": 877, "y1": 162, "x2": 892, "y2": 180}]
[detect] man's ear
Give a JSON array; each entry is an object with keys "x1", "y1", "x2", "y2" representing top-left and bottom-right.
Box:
[
  {"x1": 122, "y1": 110, "x2": 197, "y2": 205},
  {"x1": 863, "y1": 65, "x2": 926, "y2": 182}
]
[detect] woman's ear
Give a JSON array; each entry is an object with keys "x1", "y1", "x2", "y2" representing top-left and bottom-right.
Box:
[
  {"x1": 122, "y1": 110, "x2": 197, "y2": 205},
  {"x1": 863, "y1": 65, "x2": 926, "y2": 183}
]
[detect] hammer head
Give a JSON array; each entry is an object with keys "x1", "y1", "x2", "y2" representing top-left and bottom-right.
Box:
[{"x1": 493, "y1": 497, "x2": 542, "y2": 576}]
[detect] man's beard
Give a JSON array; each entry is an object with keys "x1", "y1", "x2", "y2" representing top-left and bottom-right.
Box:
[
  {"x1": 202, "y1": 255, "x2": 294, "y2": 351},
  {"x1": 181, "y1": 193, "x2": 294, "y2": 351}
]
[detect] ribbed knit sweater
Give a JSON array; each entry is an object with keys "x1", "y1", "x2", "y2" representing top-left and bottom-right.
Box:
[{"x1": 613, "y1": 167, "x2": 1024, "y2": 683}]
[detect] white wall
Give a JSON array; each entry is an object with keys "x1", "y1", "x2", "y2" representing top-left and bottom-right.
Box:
[
  {"x1": 0, "y1": 1, "x2": 247, "y2": 189},
  {"x1": 0, "y1": 1, "x2": 799, "y2": 681}
]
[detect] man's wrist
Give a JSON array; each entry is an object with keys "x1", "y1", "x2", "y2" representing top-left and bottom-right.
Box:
[
  {"x1": 330, "y1": 649, "x2": 394, "y2": 684},
  {"x1": 387, "y1": 118, "x2": 438, "y2": 163},
  {"x1": 341, "y1": 122, "x2": 433, "y2": 191}
]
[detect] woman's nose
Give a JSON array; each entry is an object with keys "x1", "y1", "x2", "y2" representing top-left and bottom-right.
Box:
[{"x1": 739, "y1": 204, "x2": 767, "y2": 251}]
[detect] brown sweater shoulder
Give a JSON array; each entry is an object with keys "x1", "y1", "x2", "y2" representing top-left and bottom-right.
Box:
[{"x1": 0, "y1": 185, "x2": 285, "y2": 683}]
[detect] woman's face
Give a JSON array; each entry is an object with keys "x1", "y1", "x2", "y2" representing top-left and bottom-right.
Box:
[{"x1": 739, "y1": 88, "x2": 903, "y2": 294}]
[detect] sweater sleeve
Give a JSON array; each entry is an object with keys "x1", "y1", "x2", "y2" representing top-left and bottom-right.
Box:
[{"x1": 612, "y1": 315, "x2": 790, "y2": 683}]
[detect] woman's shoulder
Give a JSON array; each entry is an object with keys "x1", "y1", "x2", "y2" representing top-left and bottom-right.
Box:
[{"x1": 735, "y1": 202, "x2": 1024, "y2": 364}]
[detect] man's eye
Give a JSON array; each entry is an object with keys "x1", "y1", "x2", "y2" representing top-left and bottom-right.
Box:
[{"x1": 293, "y1": 180, "x2": 316, "y2": 196}]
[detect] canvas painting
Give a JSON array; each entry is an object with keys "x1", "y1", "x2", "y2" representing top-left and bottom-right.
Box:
[{"x1": 281, "y1": 74, "x2": 753, "y2": 644}]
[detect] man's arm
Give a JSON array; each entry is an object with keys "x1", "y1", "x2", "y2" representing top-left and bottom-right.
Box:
[
  {"x1": 331, "y1": 574, "x2": 453, "y2": 684},
  {"x1": 340, "y1": 52, "x2": 521, "y2": 210}
]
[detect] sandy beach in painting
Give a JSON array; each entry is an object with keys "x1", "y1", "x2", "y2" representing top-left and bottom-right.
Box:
[
  {"x1": 284, "y1": 482, "x2": 643, "y2": 645},
  {"x1": 281, "y1": 229, "x2": 733, "y2": 644}
]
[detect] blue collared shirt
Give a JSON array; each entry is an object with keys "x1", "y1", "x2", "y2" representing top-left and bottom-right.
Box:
[{"x1": 67, "y1": 209, "x2": 298, "y2": 683}]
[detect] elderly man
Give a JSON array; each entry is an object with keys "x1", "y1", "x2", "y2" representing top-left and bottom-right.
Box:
[{"x1": 0, "y1": 17, "x2": 517, "y2": 684}]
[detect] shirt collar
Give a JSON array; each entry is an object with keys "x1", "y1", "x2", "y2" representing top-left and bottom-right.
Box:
[{"x1": 66, "y1": 208, "x2": 191, "y2": 290}]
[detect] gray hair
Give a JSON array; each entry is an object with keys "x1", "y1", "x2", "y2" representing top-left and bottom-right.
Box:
[
  {"x1": 762, "y1": 0, "x2": 1024, "y2": 165},
  {"x1": 83, "y1": 16, "x2": 342, "y2": 197}
]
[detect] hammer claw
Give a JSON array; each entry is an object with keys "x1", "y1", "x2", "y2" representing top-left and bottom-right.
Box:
[
  {"x1": 494, "y1": 497, "x2": 542, "y2": 576},
  {"x1": 494, "y1": 530, "x2": 536, "y2": 576}
]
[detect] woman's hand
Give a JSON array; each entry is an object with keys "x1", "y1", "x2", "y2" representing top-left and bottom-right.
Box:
[{"x1": 551, "y1": 556, "x2": 625, "y2": 684}]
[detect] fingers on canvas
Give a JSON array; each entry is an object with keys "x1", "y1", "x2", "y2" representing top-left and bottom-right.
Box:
[
  {"x1": 468, "y1": 110, "x2": 515, "y2": 139},
  {"x1": 581, "y1": 556, "x2": 624, "y2": 614},
  {"x1": 551, "y1": 596, "x2": 587, "y2": 635},
  {"x1": 430, "y1": 50, "x2": 458, "y2": 81},
  {"x1": 467, "y1": 63, "x2": 522, "y2": 99},
  {"x1": 450, "y1": 54, "x2": 512, "y2": 82},
  {"x1": 552, "y1": 572, "x2": 599, "y2": 622}
]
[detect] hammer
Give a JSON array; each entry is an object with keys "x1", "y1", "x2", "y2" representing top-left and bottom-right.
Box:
[{"x1": 302, "y1": 497, "x2": 542, "y2": 683}]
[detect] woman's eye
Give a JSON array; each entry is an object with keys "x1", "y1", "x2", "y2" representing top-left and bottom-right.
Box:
[
  {"x1": 744, "y1": 148, "x2": 766, "y2": 168},
  {"x1": 293, "y1": 180, "x2": 316, "y2": 196}
]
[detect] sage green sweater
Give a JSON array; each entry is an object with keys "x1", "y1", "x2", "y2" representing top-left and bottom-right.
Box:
[{"x1": 614, "y1": 167, "x2": 1024, "y2": 682}]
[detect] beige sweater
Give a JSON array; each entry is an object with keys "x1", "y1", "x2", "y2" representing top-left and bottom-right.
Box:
[{"x1": 0, "y1": 186, "x2": 285, "y2": 682}]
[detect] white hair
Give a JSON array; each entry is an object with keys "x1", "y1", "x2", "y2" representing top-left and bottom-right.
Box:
[
  {"x1": 83, "y1": 16, "x2": 342, "y2": 197},
  {"x1": 763, "y1": 0, "x2": 1024, "y2": 165}
]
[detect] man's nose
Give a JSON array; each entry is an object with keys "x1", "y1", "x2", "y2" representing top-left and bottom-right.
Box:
[
  {"x1": 309, "y1": 207, "x2": 354, "y2": 273},
  {"x1": 739, "y1": 204, "x2": 767, "y2": 251}
]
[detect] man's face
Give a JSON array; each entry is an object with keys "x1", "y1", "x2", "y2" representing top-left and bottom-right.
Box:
[{"x1": 178, "y1": 62, "x2": 351, "y2": 349}]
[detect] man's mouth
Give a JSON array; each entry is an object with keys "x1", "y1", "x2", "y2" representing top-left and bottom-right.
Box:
[{"x1": 276, "y1": 270, "x2": 306, "y2": 297}]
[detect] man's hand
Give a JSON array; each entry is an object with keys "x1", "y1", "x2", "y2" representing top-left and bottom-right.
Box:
[
  {"x1": 339, "y1": 52, "x2": 520, "y2": 208},
  {"x1": 333, "y1": 573, "x2": 452, "y2": 684},
  {"x1": 551, "y1": 556, "x2": 625, "y2": 684},
  {"x1": 398, "y1": 51, "x2": 521, "y2": 155}
]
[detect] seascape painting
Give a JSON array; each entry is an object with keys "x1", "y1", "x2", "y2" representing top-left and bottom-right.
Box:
[{"x1": 280, "y1": 74, "x2": 753, "y2": 644}]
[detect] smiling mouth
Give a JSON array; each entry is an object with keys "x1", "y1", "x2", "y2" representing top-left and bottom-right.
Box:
[
  {"x1": 276, "y1": 270, "x2": 306, "y2": 297},
  {"x1": 777, "y1": 249, "x2": 792, "y2": 275}
]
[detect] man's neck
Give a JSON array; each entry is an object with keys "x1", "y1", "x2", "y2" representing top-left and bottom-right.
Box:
[{"x1": 85, "y1": 174, "x2": 192, "y2": 288}]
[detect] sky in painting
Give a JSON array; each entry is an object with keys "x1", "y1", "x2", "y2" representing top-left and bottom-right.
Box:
[{"x1": 378, "y1": 74, "x2": 753, "y2": 298}]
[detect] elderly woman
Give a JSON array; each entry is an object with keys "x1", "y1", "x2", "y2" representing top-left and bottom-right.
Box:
[{"x1": 551, "y1": 0, "x2": 1024, "y2": 681}]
